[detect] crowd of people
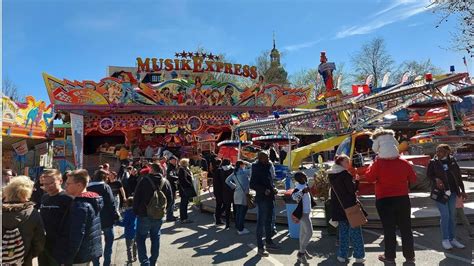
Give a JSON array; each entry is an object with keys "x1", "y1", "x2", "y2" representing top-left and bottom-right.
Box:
[{"x1": 1, "y1": 131, "x2": 472, "y2": 265}]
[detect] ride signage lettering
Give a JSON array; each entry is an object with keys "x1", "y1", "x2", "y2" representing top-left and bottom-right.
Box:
[{"x1": 136, "y1": 55, "x2": 258, "y2": 79}]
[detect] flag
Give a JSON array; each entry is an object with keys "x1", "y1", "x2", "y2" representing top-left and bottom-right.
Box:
[
  {"x1": 381, "y1": 72, "x2": 391, "y2": 87},
  {"x1": 230, "y1": 114, "x2": 240, "y2": 125},
  {"x1": 365, "y1": 74, "x2": 374, "y2": 85},
  {"x1": 352, "y1": 84, "x2": 370, "y2": 96},
  {"x1": 463, "y1": 56, "x2": 468, "y2": 67}
]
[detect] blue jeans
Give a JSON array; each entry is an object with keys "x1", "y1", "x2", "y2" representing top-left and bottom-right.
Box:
[
  {"x1": 436, "y1": 192, "x2": 457, "y2": 240},
  {"x1": 235, "y1": 204, "x2": 248, "y2": 231},
  {"x1": 338, "y1": 221, "x2": 365, "y2": 259},
  {"x1": 136, "y1": 217, "x2": 164, "y2": 266},
  {"x1": 256, "y1": 200, "x2": 274, "y2": 249},
  {"x1": 92, "y1": 226, "x2": 114, "y2": 266}
]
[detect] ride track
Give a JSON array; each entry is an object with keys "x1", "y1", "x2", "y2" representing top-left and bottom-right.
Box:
[{"x1": 235, "y1": 73, "x2": 469, "y2": 135}]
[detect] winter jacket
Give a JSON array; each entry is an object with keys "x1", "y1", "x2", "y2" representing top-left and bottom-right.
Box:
[
  {"x1": 365, "y1": 157, "x2": 417, "y2": 199},
  {"x1": 2, "y1": 201, "x2": 46, "y2": 266},
  {"x1": 216, "y1": 165, "x2": 235, "y2": 204},
  {"x1": 60, "y1": 191, "x2": 103, "y2": 264},
  {"x1": 427, "y1": 156, "x2": 465, "y2": 195},
  {"x1": 39, "y1": 191, "x2": 74, "y2": 248},
  {"x1": 225, "y1": 168, "x2": 251, "y2": 205},
  {"x1": 167, "y1": 163, "x2": 179, "y2": 192},
  {"x1": 87, "y1": 181, "x2": 117, "y2": 229},
  {"x1": 372, "y1": 131, "x2": 400, "y2": 159},
  {"x1": 118, "y1": 208, "x2": 137, "y2": 240},
  {"x1": 133, "y1": 173, "x2": 173, "y2": 218},
  {"x1": 250, "y1": 161, "x2": 276, "y2": 202},
  {"x1": 178, "y1": 167, "x2": 194, "y2": 195},
  {"x1": 328, "y1": 165, "x2": 358, "y2": 221}
]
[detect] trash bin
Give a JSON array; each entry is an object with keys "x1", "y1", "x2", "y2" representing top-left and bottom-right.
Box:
[{"x1": 283, "y1": 189, "x2": 300, "y2": 239}]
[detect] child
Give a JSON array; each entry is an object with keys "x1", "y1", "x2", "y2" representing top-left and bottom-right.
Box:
[
  {"x1": 291, "y1": 172, "x2": 313, "y2": 264},
  {"x1": 119, "y1": 197, "x2": 138, "y2": 263}
]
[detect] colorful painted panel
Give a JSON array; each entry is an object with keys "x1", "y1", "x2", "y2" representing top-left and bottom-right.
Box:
[
  {"x1": 43, "y1": 72, "x2": 311, "y2": 108},
  {"x1": 2, "y1": 95, "x2": 54, "y2": 139}
]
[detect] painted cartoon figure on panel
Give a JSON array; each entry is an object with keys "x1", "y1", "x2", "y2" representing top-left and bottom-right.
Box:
[
  {"x1": 221, "y1": 85, "x2": 235, "y2": 106},
  {"x1": 190, "y1": 76, "x2": 209, "y2": 105}
]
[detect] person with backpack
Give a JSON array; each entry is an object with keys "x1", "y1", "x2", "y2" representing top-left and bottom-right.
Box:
[
  {"x1": 87, "y1": 169, "x2": 119, "y2": 266},
  {"x1": 63, "y1": 169, "x2": 103, "y2": 265},
  {"x1": 133, "y1": 163, "x2": 173, "y2": 265},
  {"x1": 225, "y1": 160, "x2": 251, "y2": 235},
  {"x1": 2, "y1": 176, "x2": 46, "y2": 266},
  {"x1": 38, "y1": 169, "x2": 73, "y2": 266}
]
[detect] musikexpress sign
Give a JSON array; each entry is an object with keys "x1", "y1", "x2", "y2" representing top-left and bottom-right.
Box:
[{"x1": 136, "y1": 52, "x2": 258, "y2": 79}]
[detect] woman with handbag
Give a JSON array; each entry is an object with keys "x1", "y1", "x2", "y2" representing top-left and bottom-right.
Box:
[
  {"x1": 225, "y1": 160, "x2": 252, "y2": 235},
  {"x1": 427, "y1": 144, "x2": 467, "y2": 250},
  {"x1": 178, "y1": 158, "x2": 196, "y2": 224},
  {"x1": 328, "y1": 155, "x2": 366, "y2": 264}
]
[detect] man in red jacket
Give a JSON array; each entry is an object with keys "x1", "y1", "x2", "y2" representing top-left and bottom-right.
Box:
[{"x1": 366, "y1": 155, "x2": 417, "y2": 264}]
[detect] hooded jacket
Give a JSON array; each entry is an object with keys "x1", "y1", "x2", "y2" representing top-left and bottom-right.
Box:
[
  {"x1": 225, "y1": 168, "x2": 251, "y2": 206},
  {"x1": 59, "y1": 191, "x2": 103, "y2": 264},
  {"x1": 371, "y1": 129, "x2": 400, "y2": 159},
  {"x1": 215, "y1": 164, "x2": 235, "y2": 204},
  {"x1": 2, "y1": 201, "x2": 46, "y2": 266},
  {"x1": 87, "y1": 181, "x2": 117, "y2": 229},
  {"x1": 133, "y1": 173, "x2": 173, "y2": 217},
  {"x1": 328, "y1": 165, "x2": 358, "y2": 221}
]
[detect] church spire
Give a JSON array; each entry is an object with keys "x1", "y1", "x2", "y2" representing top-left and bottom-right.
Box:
[{"x1": 273, "y1": 31, "x2": 276, "y2": 49}]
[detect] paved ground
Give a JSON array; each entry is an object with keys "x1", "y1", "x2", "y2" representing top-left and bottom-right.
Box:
[{"x1": 99, "y1": 204, "x2": 474, "y2": 266}]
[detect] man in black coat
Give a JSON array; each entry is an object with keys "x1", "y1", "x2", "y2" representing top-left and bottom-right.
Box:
[
  {"x1": 250, "y1": 152, "x2": 280, "y2": 256},
  {"x1": 166, "y1": 156, "x2": 179, "y2": 222},
  {"x1": 133, "y1": 163, "x2": 173, "y2": 265},
  {"x1": 215, "y1": 159, "x2": 235, "y2": 229}
]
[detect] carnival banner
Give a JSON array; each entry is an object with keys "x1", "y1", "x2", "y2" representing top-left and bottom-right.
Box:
[
  {"x1": 70, "y1": 113, "x2": 84, "y2": 169},
  {"x1": 12, "y1": 140, "x2": 28, "y2": 156},
  {"x1": 53, "y1": 140, "x2": 66, "y2": 158},
  {"x1": 35, "y1": 142, "x2": 49, "y2": 155}
]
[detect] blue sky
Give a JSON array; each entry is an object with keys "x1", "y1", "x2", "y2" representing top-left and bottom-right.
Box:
[{"x1": 3, "y1": 0, "x2": 471, "y2": 101}]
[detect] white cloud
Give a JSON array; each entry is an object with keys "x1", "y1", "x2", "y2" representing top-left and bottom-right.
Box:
[
  {"x1": 283, "y1": 39, "x2": 322, "y2": 52},
  {"x1": 336, "y1": 0, "x2": 432, "y2": 39}
]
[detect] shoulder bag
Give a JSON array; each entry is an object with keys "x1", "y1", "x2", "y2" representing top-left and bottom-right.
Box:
[{"x1": 330, "y1": 184, "x2": 367, "y2": 228}]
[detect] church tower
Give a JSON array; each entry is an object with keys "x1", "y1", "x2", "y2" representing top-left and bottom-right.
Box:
[{"x1": 264, "y1": 32, "x2": 288, "y2": 85}]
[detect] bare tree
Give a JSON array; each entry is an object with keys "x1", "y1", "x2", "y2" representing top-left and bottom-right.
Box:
[
  {"x1": 255, "y1": 50, "x2": 271, "y2": 76},
  {"x1": 430, "y1": 0, "x2": 474, "y2": 57},
  {"x1": 351, "y1": 37, "x2": 394, "y2": 87},
  {"x1": 2, "y1": 77, "x2": 20, "y2": 101},
  {"x1": 290, "y1": 68, "x2": 318, "y2": 87},
  {"x1": 393, "y1": 59, "x2": 443, "y2": 82}
]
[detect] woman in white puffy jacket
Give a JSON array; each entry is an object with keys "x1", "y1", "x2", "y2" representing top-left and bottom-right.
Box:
[{"x1": 371, "y1": 128, "x2": 400, "y2": 159}]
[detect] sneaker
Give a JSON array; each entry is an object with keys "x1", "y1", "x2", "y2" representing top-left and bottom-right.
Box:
[
  {"x1": 450, "y1": 239, "x2": 465, "y2": 249},
  {"x1": 442, "y1": 239, "x2": 453, "y2": 250},
  {"x1": 337, "y1": 256, "x2": 346, "y2": 263},
  {"x1": 265, "y1": 242, "x2": 281, "y2": 250},
  {"x1": 258, "y1": 248, "x2": 269, "y2": 257},
  {"x1": 297, "y1": 252, "x2": 308, "y2": 264},
  {"x1": 237, "y1": 228, "x2": 250, "y2": 235},
  {"x1": 354, "y1": 258, "x2": 366, "y2": 263},
  {"x1": 378, "y1": 255, "x2": 395, "y2": 264}
]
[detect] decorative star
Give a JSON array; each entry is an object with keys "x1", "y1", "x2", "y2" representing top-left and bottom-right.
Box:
[
  {"x1": 175, "y1": 52, "x2": 180, "y2": 58},
  {"x1": 215, "y1": 56, "x2": 220, "y2": 61},
  {"x1": 187, "y1": 52, "x2": 194, "y2": 58},
  {"x1": 201, "y1": 52, "x2": 207, "y2": 59},
  {"x1": 208, "y1": 53, "x2": 214, "y2": 60},
  {"x1": 181, "y1": 50, "x2": 187, "y2": 58},
  {"x1": 194, "y1": 52, "x2": 200, "y2": 57}
]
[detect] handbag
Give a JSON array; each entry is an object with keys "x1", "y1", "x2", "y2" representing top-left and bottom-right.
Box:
[
  {"x1": 331, "y1": 184, "x2": 367, "y2": 228},
  {"x1": 234, "y1": 173, "x2": 256, "y2": 209},
  {"x1": 430, "y1": 164, "x2": 452, "y2": 204}
]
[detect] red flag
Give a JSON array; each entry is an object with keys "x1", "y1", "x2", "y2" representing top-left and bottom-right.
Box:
[{"x1": 352, "y1": 84, "x2": 370, "y2": 96}]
